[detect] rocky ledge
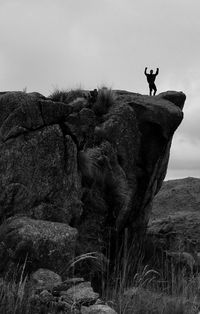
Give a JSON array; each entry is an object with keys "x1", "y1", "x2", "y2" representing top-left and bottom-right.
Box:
[{"x1": 0, "y1": 89, "x2": 185, "y2": 278}]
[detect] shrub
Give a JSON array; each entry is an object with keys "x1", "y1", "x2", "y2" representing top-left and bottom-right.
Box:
[
  {"x1": 49, "y1": 88, "x2": 86, "y2": 104},
  {"x1": 93, "y1": 87, "x2": 116, "y2": 116}
]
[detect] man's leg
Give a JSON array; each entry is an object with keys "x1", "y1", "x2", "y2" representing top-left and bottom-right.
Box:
[
  {"x1": 149, "y1": 86, "x2": 152, "y2": 96},
  {"x1": 153, "y1": 84, "x2": 157, "y2": 96}
]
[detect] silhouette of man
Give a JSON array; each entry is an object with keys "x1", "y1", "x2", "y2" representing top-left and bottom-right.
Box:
[
  {"x1": 89, "y1": 88, "x2": 98, "y2": 105},
  {"x1": 144, "y1": 67, "x2": 159, "y2": 96}
]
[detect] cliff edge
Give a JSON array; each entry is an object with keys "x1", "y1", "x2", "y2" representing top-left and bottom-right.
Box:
[{"x1": 0, "y1": 89, "x2": 185, "y2": 276}]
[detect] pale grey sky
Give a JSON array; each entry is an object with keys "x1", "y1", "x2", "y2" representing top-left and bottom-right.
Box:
[{"x1": 0, "y1": 0, "x2": 200, "y2": 180}]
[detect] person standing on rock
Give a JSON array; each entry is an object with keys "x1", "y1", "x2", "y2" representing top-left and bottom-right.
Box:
[
  {"x1": 144, "y1": 67, "x2": 159, "y2": 96},
  {"x1": 88, "y1": 89, "x2": 98, "y2": 106}
]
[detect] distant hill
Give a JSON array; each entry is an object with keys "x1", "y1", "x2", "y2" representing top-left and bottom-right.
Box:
[{"x1": 151, "y1": 177, "x2": 200, "y2": 220}]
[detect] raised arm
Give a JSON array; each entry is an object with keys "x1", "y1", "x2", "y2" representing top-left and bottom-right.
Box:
[
  {"x1": 144, "y1": 67, "x2": 148, "y2": 75},
  {"x1": 155, "y1": 67, "x2": 159, "y2": 75}
]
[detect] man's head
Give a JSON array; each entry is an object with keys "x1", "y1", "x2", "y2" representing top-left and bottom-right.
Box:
[{"x1": 150, "y1": 70, "x2": 153, "y2": 74}]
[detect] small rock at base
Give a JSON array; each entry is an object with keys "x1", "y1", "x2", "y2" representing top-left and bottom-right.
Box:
[
  {"x1": 81, "y1": 304, "x2": 117, "y2": 314},
  {"x1": 30, "y1": 268, "x2": 62, "y2": 290},
  {"x1": 64, "y1": 282, "x2": 99, "y2": 305}
]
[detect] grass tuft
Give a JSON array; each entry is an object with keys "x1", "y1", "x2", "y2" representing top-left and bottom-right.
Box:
[
  {"x1": 0, "y1": 245, "x2": 200, "y2": 313},
  {"x1": 93, "y1": 87, "x2": 116, "y2": 115},
  {"x1": 49, "y1": 87, "x2": 86, "y2": 104}
]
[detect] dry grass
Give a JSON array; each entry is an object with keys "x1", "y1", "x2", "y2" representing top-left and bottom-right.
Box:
[
  {"x1": 0, "y1": 224, "x2": 200, "y2": 314},
  {"x1": 0, "y1": 278, "x2": 30, "y2": 314},
  {"x1": 93, "y1": 87, "x2": 116, "y2": 115},
  {"x1": 0, "y1": 248, "x2": 200, "y2": 313},
  {"x1": 49, "y1": 87, "x2": 86, "y2": 104},
  {"x1": 101, "y1": 237, "x2": 200, "y2": 314},
  {"x1": 0, "y1": 259, "x2": 31, "y2": 314},
  {"x1": 49, "y1": 86, "x2": 116, "y2": 116}
]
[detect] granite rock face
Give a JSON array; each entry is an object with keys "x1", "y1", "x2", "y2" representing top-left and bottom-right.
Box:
[
  {"x1": 0, "y1": 89, "x2": 185, "y2": 276},
  {"x1": 0, "y1": 216, "x2": 77, "y2": 275}
]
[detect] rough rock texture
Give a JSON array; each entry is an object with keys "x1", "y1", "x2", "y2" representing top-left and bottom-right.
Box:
[
  {"x1": 28, "y1": 270, "x2": 106, "y2": 314},
  {"x1": 30, "y1": 268, "x2": 62, "y2": 291},
  {"x1": 0, "y1": 90, "x2": 185, "y2": 276},
  {"x1": 0, "y1": 216, "x2": 77, "y2": 275},
  {"x1": 81, "y1": 304, "x2": 117, "y2": 314},
  {"x1": 63, "y1": 281, "x2": 99, "y2": 305},
  {"x1": 0, "y1": 92, "x2": 82, "y2": 223},
  {"x1": 77, "y1": 90, "x2": 185, "y2": 257}
]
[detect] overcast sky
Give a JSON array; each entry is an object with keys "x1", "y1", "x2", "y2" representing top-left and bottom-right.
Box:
[{"x1": 0, "y1": 0, "x2": 200, "y2": 180}]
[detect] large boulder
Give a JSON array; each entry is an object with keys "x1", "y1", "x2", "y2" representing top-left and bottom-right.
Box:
[
  {"x1": 63, "y1": 281, "x2": 99, "y2": 305},
  {"x1": 0, "y1": 92, "x2": 82, "y2": 224},
  {"x1": 77, "y1": 90, "x2": 185, "y2": 255},
  {"x1": 0, "y1": 216, "x2": 77, "y2": 276},
  {"x1": 0, "y1": 89, "x2": 185, "y2": 276}
]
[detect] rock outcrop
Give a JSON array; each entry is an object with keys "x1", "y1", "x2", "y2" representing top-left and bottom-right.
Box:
[
  {"x1": 146, "y1": 177, "x2": 200, "y2": 273},
  {"x1": 151, "y1": 177, "x2": 200, "y2": 220},
  {"x1": 0, "y1": 89, "x2": 185, "y2": 277},
  {"x1": 147, "y1": 212, "x2": 200, "y2": 251}
]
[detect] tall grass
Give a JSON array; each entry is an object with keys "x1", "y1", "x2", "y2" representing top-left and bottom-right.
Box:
[
  {"x1": 0, "y1": 233, "x2": 200, "y2": 314},
  {"x1": 0, "y1": 258, "x2": 30, "y2": 314},
  {"x1": 0, "y1": 278, "x2": 30, "y2": 314},
  {"x1": 49, "y1": 87, "x2": 86, "y2": 104},
  {"x1": 93, "y1": 87, "x2": 116, "y2": 115},
  {"x1": 49, "y1": 86, "x2": 116, "y2": 116},
  {"x1": 100, "y1": 233, "x2": 200, "y2": 314}
]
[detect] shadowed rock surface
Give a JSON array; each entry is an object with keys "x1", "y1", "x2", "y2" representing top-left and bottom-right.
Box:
[{"x1": 0, "y1": 89, "x2": 185, "y2": 277}]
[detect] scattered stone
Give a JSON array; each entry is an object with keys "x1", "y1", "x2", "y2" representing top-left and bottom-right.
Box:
[
  {"x1": 39, "y1": 289, "x2": 54, "y2": 303},
  {"x1": 30, "y1": 268, "x2": 62, "y2": 291},
  {"x1": 63, "y1": 282, "x2": 99, "y2": 305},
  {"x1": 52, "y1": 277, "x2": 85, "y2": 295},
  {"x1": 81, "y1": 304, "x2": 117, "y2": 314}
]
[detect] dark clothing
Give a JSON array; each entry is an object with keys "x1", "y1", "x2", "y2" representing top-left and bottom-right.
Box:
[
  {"x1": 144, "y1": 68, "x2": 159, "y2": 96},
  {"x1": 89, "y1": 89, "x2": 98, "y2": 104},
  {"x1": 149, "y1": 82, "x2": 157, "y2": 96},
  {"x1": 146, "y1": 73, "x2": 157, "y2": 84}
]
